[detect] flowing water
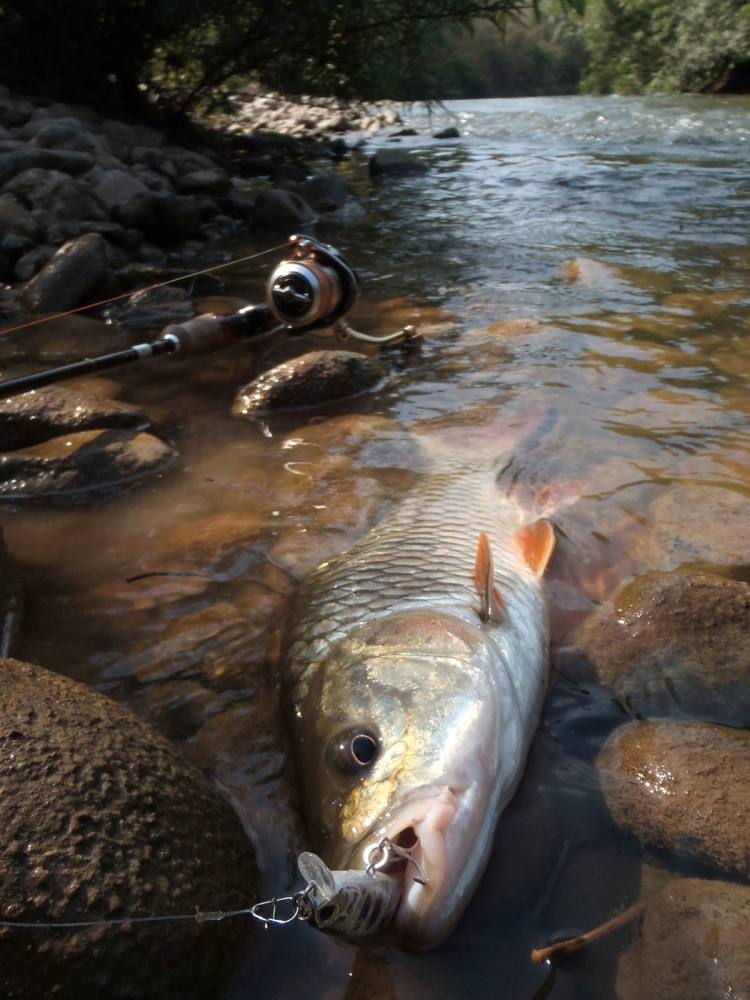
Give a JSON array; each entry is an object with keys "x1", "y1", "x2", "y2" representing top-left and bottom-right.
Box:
[{"x1": 4, "y1": 95, "x2": 750, "y2": 997}]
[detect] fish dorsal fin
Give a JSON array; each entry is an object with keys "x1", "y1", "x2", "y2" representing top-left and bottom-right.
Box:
[
  {"x1": 473, "y1": 531, "x2": 506, "y2": 624},
  {"x1": 514, "y1": 519, "x2": 555, "y2": 577}
]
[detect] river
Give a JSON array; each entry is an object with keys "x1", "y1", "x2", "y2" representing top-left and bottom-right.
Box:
[{"x1": 5, "y1": 95, "x2": 750, "y2": 998}]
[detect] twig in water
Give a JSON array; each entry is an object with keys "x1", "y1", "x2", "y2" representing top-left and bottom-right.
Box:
[{"x1": 530, "y1": 902, "x2": 644, "y2": 965}]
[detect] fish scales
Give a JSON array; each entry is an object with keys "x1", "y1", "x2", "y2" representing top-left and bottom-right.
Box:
[{"x1": 287, "y1": 465, "x2": 540, "y2": 687}]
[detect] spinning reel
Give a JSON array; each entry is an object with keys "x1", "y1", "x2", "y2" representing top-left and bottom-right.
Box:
[{"x1": 0, "y1": 235, "x2": 413, "y2": 400}]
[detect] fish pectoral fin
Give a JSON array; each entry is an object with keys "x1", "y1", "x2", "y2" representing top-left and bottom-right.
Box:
[
  {"x1": 473, "y1": 531, "x2": 506, "y2": 624},
  {"x1": 514, "y1": 519, "x2": 556, "y2": 577}
]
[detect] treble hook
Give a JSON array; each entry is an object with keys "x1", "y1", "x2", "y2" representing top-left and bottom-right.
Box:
[{"x1": 364, "y1": 837, "x2": 429, "y2": 886}]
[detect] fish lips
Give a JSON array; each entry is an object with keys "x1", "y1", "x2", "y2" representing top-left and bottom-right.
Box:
[{"x1": 342, "y1": 779, "x2": 492, "y2": 949}]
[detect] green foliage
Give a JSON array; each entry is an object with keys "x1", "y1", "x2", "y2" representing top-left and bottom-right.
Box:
[
  {"x1": 581, "y1": 0, "x2": 750, "y2": 94},
  {"x1": 451, "y1": 8, "x2": 589, "y2": 97},
  {"x1": 0, "y1": 0, "x2": 582, "y2": 115}
]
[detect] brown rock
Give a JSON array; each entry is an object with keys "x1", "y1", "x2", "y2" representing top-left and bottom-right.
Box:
[
  {"x1": 232, "y1": 350, "x2": 385, "y2": 416},
  {"x1": 571, "y1": 570, "x2": 750, "y2": 721},
  {"x1": 0, "y1": 385, "x2": 147, "y2": 451},
  {"x1": 616, "y1": 865, "x2": 750, "y2": 1000},
  {"x1": 0, "y1": 658, "x2": 257, "y2": 1000},
  {"x1": 597, "y1": 720, "x2": 750, "y2": 881},
  {"x1": 0, "y1": 428, "x2": 176, "y2": 499},
  {"x1": 650, "y1": 485, "x2": 750, "y2": 567}
]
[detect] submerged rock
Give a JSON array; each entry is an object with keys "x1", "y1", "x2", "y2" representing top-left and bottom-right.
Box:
[
  {"x1": 0, "y1": 658, "x2": 257, "y2": 1000},
  {"x1": 0, "y1": 429, "x2": 176, "y2": 500},
  {"x1": 232, "y1": 350, "x2": 385, "y2": 416},
  {"x1": 616, "y1": 865, "x2": 750, "y2": 1000},
  {"x1": 20, "y1": 233, "x2": 109, "y2": 312},
  {"x1": 434, "y1": 126, "x2": 460, "y2": 139},
  {"x1": 649, "y1": 485, "x2": 750, "y2": 567},
  {"x1": 597, "y1": 720, "x2": 750, "y2": 881},
  {"x1": 368, "y1": 149, "x2": 428, "y2": 176},
  {"x1": 0, "y1": 386, "x2": 147, "y2": 451},
  {"x1": 570, "y1": 570, "x2": 750, "y2": 721}
]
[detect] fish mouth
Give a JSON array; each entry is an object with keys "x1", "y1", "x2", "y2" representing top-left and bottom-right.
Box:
[{"x1": 356, "y1": 782, "x2": 485, "y2": 948}]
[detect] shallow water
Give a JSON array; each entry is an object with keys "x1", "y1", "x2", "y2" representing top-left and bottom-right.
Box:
[{"x1": 4, "y1": 95, "x2": 750, "y2": 997}]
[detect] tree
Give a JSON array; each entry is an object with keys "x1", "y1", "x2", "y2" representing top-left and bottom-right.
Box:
[
  {"x1": 581, "y1": 0, "x2": 750, "y2": 94},
  {"x1": 0, "y1": 0, "x2": 583, "y2": 116}
]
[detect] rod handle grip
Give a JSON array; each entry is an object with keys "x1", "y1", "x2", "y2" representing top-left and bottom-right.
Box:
[{"x1": 160, "y1": 314, "x2": 233, "y2": 355}]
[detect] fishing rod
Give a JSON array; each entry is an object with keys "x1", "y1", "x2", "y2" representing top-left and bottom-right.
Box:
[{"x1": 0, "y1": 234, "x2": 406, "y2": 401}]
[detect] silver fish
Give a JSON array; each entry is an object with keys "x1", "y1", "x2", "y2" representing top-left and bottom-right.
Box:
[{"x1": 283, "y1": 411, "x2": 560, "y2": 948}]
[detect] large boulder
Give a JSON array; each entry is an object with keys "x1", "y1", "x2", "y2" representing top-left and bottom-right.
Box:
[
  {"x1": 232, "y1": 350, "x2": 385, "y2": 416},
  {"x1": 0, "y1": 193, "x2": 46, "y2": 241},
  {"x1": 0, "y1": 658, "x2": 258, "y2": 1000},
  {"x1": 649, "y1": 485, "x2": 750, "y2": 567},
  {"x1": 20, "y1": 233, "x2": 110, "y2": 312},
  {"x1": 114, "y1": 192, "x2": 204, "y2": 242},
  {"x1": 27, "y1": 118, "x2": 103, "y2": 155},
  {"x1": 597, "y1": 720, "x2": 750, "y2": 881},
  {"x1": 294, "y1": 172, "x2": 349, "y2": 211}
]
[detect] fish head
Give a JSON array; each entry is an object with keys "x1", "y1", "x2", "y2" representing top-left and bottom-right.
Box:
[{"x1": 293, "y1": 609, "x2": 513, "y2": 948}]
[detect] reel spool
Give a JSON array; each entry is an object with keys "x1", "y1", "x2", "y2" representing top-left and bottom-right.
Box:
[{"x1": 267, "y1": 236, "x2": 358, "y2": 331}]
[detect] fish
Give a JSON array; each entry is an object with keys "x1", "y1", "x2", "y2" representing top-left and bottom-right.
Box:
[{"x1": 281, "y1": 410, "x2": 562, "y2": 948}]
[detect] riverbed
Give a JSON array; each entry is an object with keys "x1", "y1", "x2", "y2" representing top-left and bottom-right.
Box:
[{"x1": 4, "y1": 94, "x2": 750, "y2": 997}]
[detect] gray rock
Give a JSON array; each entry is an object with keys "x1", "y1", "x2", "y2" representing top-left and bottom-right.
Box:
[
  {"x1": 0, "y1": 149, "x2": 41, "y2": 187},
  {"x1": 0, "y1": 234, "x2": 33, "y2": 261},
  {"x1": 45, "y1": 219, "x2": 139, "y2": 250},
  {"x1": 91, "y1": 167, "x2": 150, "y2": 210},
  {"x1": 114, "y1": 192, "x2": 204, "y2": 242},
  {"x1": 390, "y1": 128, "x2": 418, "y2": 137},
  {"x1": 295, "y1": 171, "x2": 349, "y2": 210},
  {"x1": 35, "y1": 147, "x2": 95, "y2": 175},
  {"x1": 252, "y1": 187, "x2": 316, "y2": 229},
  {"x1": 20, "y1": 233, "x2": 109, "y2": 312},
  {"x1": 0, "y1": 657, "x2": 257, "y2": 1000},
  {"x1": 174, "y1": 167, "x2": 231, "y2": 196},
  {"x1": 369, "y1": 149, "x2": 428, "y2": 176},
  {"x1": 162, "y1": 146, "x2": 216, "y2": 176},
  {"x1": 12, "y1": 244, "x2": 54, "y2": 281},
  {"x1": 27, "y1": 117, "x2": 102, "y2": 154},
  {"x1": 650, "y1": 485, "x2": 750, "y2": 567},
  {"x1": 5, "y1": 168, "x2": 108, "y2": 223},
  {"x1": 434, "y1": 126, "x2": 460, "y2": 139},
  {"x1": 0, "y1": 428, "x2": 177, "y2": 499},
  {"x1": 130, "y1": 163, "x2": 173, "y2": 192},
  {"x1": 232, "y1": 350, "x2": 385, "y2": 416},
  {"x1": 616, "y1": 865, "x2": 750, "y2": 1000},
  {"x1": 131, "y1": 146, "x2": 177, "y2": 177},
  {"x1": 0, "y1": 385, "x2": 147, "y2": 451},
  {"x1": 0, "y1": 97, "x2": 34, "y2": 128},
  {"x1": 0, "y1": 193, "x2": 42, "y2": 240},
  {"x1": 597, "y1": 720, "x2": 750, "y2": 882}
]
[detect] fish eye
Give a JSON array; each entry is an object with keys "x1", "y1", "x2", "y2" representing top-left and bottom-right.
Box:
[{"x1": 328, "y1": 728, "x2": 379, "y2": 774}]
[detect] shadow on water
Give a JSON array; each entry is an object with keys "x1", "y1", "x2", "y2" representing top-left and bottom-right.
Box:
[{"x1": 4, "y1": 95, "x2": 750, "y2": 997}]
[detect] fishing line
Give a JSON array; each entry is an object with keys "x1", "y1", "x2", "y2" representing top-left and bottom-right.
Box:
[
  {"x1": 0, "y1": 906, "x2": 260, "y2": 930},
  {"x1": 0, "y1": 240, "x2": 294, "y2": 338}
]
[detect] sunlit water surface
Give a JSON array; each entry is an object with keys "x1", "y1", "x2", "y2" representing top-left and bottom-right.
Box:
[{"x1": 4, "y1": 95, "x2": 750, "y2": 998}]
